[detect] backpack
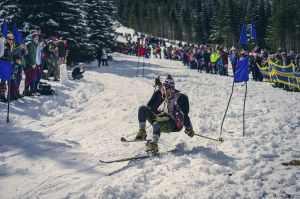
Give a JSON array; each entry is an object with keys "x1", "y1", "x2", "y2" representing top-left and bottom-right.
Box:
[{"x1": 38, "y1": 82, "x2": 55, "y2": 95}]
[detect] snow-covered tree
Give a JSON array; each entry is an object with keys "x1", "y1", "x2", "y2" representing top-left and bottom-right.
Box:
[
  {"x1": 94, "y1": 0, "x2": 116, "y2": 49},
  {"x1": 0, "y1": 0, "x2": 116, "y2": 62}
]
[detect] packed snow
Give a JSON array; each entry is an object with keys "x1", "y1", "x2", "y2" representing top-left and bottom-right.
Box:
[{"x1": 0, "y1": 53, "x2": 299, "y2": 199}]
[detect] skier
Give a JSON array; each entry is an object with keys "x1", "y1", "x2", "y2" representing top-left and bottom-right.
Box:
[{"x1": 135, "y1": 75, "x2": 194, "y2": 153}]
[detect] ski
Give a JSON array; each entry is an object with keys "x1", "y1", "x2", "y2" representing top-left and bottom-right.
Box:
[
  {"x1": 99, "y1": 149, "x2": 177, "y2": 164},
  {"x1": 99, "y1": 153, "x2": 160, "y2": 164},
  {"x1": 120, "y1": 137, "x2": 152, "y2": 143}
]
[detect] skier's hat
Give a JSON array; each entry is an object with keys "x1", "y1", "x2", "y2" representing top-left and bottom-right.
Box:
[{"x1": 163, "y1": 75, "x2": 175, "y2": 88}]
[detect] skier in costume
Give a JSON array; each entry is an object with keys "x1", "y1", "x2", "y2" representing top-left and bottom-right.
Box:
[{"x1": 135, "y1": 75, "x2": 194, "y2": 153}]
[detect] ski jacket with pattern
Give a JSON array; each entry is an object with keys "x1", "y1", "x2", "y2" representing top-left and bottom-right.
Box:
[{"x1": 147, "y1": 89, "x2": 192, "y2": 131}]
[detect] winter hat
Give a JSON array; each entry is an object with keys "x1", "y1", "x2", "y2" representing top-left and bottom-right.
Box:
[
  {"x1": 52, "y1": 36, "x2": 59, "y2": 41},
  {"x1": 163, "y1": 75, "x2": 175, "y2": 88},
  {"x1": 7, "y1": 33, "x2": 14, "y2": 39}
]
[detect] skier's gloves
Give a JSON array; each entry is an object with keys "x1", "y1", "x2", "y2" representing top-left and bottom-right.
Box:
[
  {"x1": 184, "y1": 127, "x2": 195, "y2": 137},
  {"x1": 154, "y1": 77, "x2": 162, "y2": 86}
]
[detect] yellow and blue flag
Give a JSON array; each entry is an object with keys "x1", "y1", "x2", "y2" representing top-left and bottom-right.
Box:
[{"x1": 259, "y1": 61, "x2": 300, "y2": 89}]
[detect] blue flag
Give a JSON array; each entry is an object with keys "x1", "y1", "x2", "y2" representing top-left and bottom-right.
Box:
[
  {"x1": 239, "y1": 23, "x2": 247, "y2": 45},
  {"x1": 1, "y1": 19, "x2": 8, "y2": 38},
  {"x1": 0, "y1": 59, "x2": 12, "y2": 81},
  {"x1": 13, "y1": 22, "x2": 24, "y2": 44},
  {"x1": 250, "y1": 20, "x2": 256, "y2": 40},
  {"x1": 234, "y1": 56, "x2": 249, "y2": 83}
]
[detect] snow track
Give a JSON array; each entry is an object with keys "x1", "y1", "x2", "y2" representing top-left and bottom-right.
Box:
[{"x1": 0, "y1": 53, "x2": 299, "y2": 198}]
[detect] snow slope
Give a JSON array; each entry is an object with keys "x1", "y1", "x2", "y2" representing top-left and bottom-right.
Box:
[{"x1": 0, "y1": 53, "x2": 299, "y2": 199}]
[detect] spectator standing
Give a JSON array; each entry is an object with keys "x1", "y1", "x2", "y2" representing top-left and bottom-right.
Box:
[
  {"x1": 24, "y1": 33, "x2": 38, "y2": 96},
  {"x1": 0, "y1": 33, "x2": 15, "y2": 102},
  {"x1": 46, "y1": 38, "x2": 59, "y2": 81},
  {"x1": 100, "y1": 48, "x2": 108, "y2": 66}
]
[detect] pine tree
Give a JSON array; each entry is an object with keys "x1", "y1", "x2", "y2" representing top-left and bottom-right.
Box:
[
  {"x1": 0, "y1": 0, "x2": 22, "y2": 30},
  {"x1": 210, "y1": 0, "x2": 224, "y2": 44},
  {"x1": 88, "y1": 0, "x2": 116, "y2": 52},
  {"x1": 180, "y1": 0, "x2": 192, "y2": 42},
  {"x1": 1, "y1": 0, "x2": 116, "y2": 62}
]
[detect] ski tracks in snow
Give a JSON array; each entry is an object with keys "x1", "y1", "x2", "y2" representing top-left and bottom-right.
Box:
[{"x1": 0, "y1": 53, "x2": 299, "y2": 198}]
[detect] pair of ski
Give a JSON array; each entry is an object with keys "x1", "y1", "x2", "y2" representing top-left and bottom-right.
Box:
[
  {"x1": 99, "y1": 133, "x2": 224, "y2": 164},
  {"x1": 99, "y1": 137, "x2": 164, "y2": 164}
]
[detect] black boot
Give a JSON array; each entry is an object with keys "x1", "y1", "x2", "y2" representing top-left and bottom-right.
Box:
[
  {"x1": 23, "y1": 90, "x2": 33, "y2": 96},
  {"x1": 0, "y1": 96, "x2": 8, "y2": 103}
]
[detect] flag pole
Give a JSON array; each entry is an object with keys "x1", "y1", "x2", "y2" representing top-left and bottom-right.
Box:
[{"x1": 7, "y1": 80, "x2": 10, "y2": 123}]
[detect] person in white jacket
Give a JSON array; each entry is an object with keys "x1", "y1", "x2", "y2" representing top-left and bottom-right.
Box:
[
  {"x1": 0, "y1": 35, "x2": 4, "y2": 58},
  {"x1": 100, "y1": 48, "x2": 108, "y2": 66}
]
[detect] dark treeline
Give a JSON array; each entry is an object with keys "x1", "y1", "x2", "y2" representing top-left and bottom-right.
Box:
[
  {"x1": 115, "y1": 0, "x2": 300, "y2": 52},
  {"x1": 0, "y1": 0, "x2": 116, "y2": 62}
]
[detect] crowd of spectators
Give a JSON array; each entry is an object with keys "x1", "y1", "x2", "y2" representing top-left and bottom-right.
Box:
[
  {"x1": 115, "y1": 33, "x2": 300, "y2": 91},
  {"x1": 0, "y1": 26, "x2": 68, "y2": 103}
]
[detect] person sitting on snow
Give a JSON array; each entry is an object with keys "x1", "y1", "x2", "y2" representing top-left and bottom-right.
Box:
[
  {"x1": 71, "y1": 67, "x2": 85, "y2": 80},
  {"x1": 135, "y1": 75, "x2": 194, "y2": 153}
]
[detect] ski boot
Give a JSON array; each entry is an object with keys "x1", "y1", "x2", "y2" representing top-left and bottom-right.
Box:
[
  {"x1": 146, "y1": 142, "x2": 159, "y2": 154},
  {"x1": 135, "y1": 129, "x2": 147, "y2": 140}
]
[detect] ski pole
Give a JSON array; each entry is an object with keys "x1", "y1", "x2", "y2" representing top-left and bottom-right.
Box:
[{"x1": 194, "y1": 133, "x2": 224, "y2": 142}]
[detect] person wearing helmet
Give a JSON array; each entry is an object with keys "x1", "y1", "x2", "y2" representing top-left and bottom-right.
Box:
[{"x1": 135, "y1": 75, "x2": 194, "y2": 153}]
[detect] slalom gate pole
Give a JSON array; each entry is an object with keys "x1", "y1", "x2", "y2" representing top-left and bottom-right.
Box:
[
  {"x1": 136, "y1": 55, "x2": 140, "y2": 77},
  {"x1": 219, "y1": 80, "x2": 235, "y2": 138},
  {"x1": 194, "y1": 133, "x2": 224, "y2": 142},
  {"x1": 242, "y1": 82, "x2": 248, "y2": 137},
  {"x1": 7, "y1": 80, "x2": 10, "y2": 123},
  {"x1": 142, "y1": 56, "x2": 145, "y2": 77}
]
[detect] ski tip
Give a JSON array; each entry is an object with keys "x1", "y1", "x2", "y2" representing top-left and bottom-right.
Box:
[{"x1": 120, "y1": 137, "x2": 127, "y2": 142}]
